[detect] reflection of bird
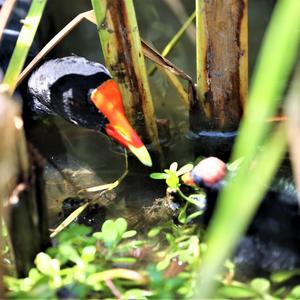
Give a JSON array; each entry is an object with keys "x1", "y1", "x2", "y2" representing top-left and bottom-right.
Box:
[
  {"x1": 182, "y1": 157, "x2": 300, "y2": 278},
  {"x1": 27, "y1": 56, "x2": 152, "y2": 167}
]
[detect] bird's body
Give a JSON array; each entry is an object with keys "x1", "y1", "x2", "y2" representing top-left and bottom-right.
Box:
[{"x1": 27, "y1": 56, "x2": 111, "y2": 131}]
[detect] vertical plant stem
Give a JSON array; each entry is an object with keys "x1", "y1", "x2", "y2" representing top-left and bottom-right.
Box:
[
  {"x1": 195, "y1": 0, "x2": 248, "y2": 131},
  {"x1": 195, "y1": 0, "x2": 300, "y2": 297},
  {"x1": 91, "y1": 0, "x2": 162, "y2": 163},
  {"x1": 0, "y1": 0, "x2": 47, "y2": 95},
  {"x1": 148, "y1": 11, "x2": 196, "y2": 76}
]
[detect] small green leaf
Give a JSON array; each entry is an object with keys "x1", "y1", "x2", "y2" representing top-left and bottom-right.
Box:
[
  {"x1": 217, "y1": 285, "x2": 257, "y2": 298},
  {"x1": 58, "y1": 244, "x2": 80, "y2": 263},
  {"x1": 35, "y1": 253, "x2": 54, "y2": 276},
  {"x1": 157, "y1": 257, "x2": 171, "y2": 271},
  {"x1": 150, "y1": 173, "x2": 169, "y2": 180},
  {"x1": 115, "y1": 218, "x2": 128, "y2": 236},
  {"x1": 81, "y1": 246, "x2": 96, "y2": 263},
  {"x1": 271, "y1": 269, "x2": 300, "y2": 283},
  {"x1": 176, "y1": 163, "x2": 194, "y2": 176},
  {"x1": 148, "y1": 227, "x2": 161, "y2": 237},
  {"x1": 288, "y1": 285, "x2": 300, "y2": 298},
  {"x1": 250, "y1": 278, "x2": 270, "y2": 294},
  {"x1": 166, "y1": 173, "x2": 179, "y2": 188},
  {"x1": 93, "y1": 232, "x2": 103, "y2": 240},
  {"x1": 186, "y1": 211, "x2": 203, "y2": 222},
  {"x1": 122, "y1": 230, "x2": 137, "y2": 238},
  {"x1": 111, "y1": 257, "x2": 137, "y2": 264},
  {"x1": 169, "y1": 162, "x2": 178, "y2": 172},
  {"x1": 101, "y1": 220, "x2": 118, "y2": 247}
]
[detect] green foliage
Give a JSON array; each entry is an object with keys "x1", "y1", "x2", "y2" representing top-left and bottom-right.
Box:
[
  {"x1": 5, "y1": 219, "x2": 300, "y2": 299},
  {"x1": 150, "y1": 162, "x2": 206, "y2": 224}
]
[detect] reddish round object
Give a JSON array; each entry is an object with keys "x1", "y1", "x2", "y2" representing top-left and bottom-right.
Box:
[{"x1": 192, "y1": 157, "x2": 226, "y2": 186}]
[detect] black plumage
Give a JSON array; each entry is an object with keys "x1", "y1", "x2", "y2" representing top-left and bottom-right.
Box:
[{"x1": 27, "y1": 56, "x2": 112, "y2": 132}]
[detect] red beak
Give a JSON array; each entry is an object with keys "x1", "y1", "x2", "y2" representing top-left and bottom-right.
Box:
[{"x1": 91, "y1": 79, "x2": 152, "y2": 167}]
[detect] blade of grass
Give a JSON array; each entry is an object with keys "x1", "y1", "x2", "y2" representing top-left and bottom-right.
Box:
[
  {"x1": 285, "y1": 61, "x2": 300, "y2": 207},
  {"x1": 195, "y1": 0, "x2": 300, "y2": 297},
  {"x1": 0, "y1": 0, "x2": 47, "y2": 95},
  {"x1": 148, "y1": 10, "x2": 195, "y2": 76}
]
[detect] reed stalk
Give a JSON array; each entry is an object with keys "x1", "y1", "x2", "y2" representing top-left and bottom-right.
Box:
[
  {"x1": 0, "y1": 0, "x2": 47, "y2": 95},
  {"x1": 91, "y1": 0, "x2": 162, "y2": 162},
  {"x1": 195, "y1": 0, "x2": 248, "y2": 131},
  {"x1": 195, "y1": 0, "x2": 300, "y2": 297}
]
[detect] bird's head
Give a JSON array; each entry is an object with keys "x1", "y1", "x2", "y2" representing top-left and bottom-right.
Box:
[{"x1": 91, "y1": 79, "x2": 152, "y2": 167}]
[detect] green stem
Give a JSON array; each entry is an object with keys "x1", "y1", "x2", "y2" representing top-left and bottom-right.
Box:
[
  {"x1": 1, "y1": 0, "x2": 47, "y2": 95},
  {"x1": 148, "y1": 11, "x2": 196, "y2": 76}
]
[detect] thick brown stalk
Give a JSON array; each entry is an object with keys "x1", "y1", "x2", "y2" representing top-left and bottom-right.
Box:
[
  {"x1": 92, "y1": 0, "x2": 162, "y2": 162},
  {"x1": 194, "y1": 0, "x2": 248, "y2": 132}
]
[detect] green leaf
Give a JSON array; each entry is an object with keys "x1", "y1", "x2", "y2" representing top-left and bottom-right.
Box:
[
  {"x1": 288, "y1": 285, "x2": 300, "y2": 298},
  {"x1": 35, "y1": 253, "x2": 60, "y2": 277},
  {"x1": 178, "y1": 203, "x2": 188, "y2": 224},
  {"x1": 150, "y1": 173, "x2": 169, "y2": 180},
  {"x1": 250, "y1": 278, "x2": 270, "y2": 294},
  {"x1": 271, "y1": 269, "x2": 300, "y2": 283},
  {"x1": 157, "y1": 257, "x2": 171, "y2": 271},
  {"x1": 176, "y1": 163, "x2": 194, "y2": 176},
  {"x1": 169, "y1": 162, "x2": 178, "y2": 172},
  {"x1": 101, "y1": 220, "x2": 118, "y2": 247},
  {"x1": 217, "y1": 285, "x2": 257, "y2": 298},
  {"x1": 122, "y1": 288, "x2": 151, "y2": 300},
  {"x1": 58, "y1": 244, "x2": 80, "y2": 263},
  {"x1": 81, "y1": 246, "x2": 96, "y2": 263},
  {"x1": 115, "y1": 218, "x2": 128, "y2": 236},
  {"x1": 122, "y1": 230, "x2": 137, "y2": 238},
  {"x1": 111, "y1": 257, "x2": 137, "y2": 264},
  {"x1": 166, "y1": 173, "x2": 179, "y2": 188},
  {"x1": 148, "y1": 227, "x2": 161, "y2": 238},
  {"x1": 186, "y1": 211, "x2": 203, "y2": 222}
]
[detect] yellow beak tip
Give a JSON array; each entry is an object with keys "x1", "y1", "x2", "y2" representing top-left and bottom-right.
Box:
[{"x1": 128, "y1": 145, "x2": 152, "y2": 167}]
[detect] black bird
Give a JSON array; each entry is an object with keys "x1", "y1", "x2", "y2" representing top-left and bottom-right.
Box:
[
  {"x1": 27, "y1": 55, "x2": 152, "y2": 166},
  {"x1": 182, "y1": 157, "x2": 300, "y2": 278}
]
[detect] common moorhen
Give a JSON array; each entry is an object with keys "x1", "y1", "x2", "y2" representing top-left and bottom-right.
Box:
[{"x1": 27, "y1": 55, "x2": 152, "y2": 167}]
